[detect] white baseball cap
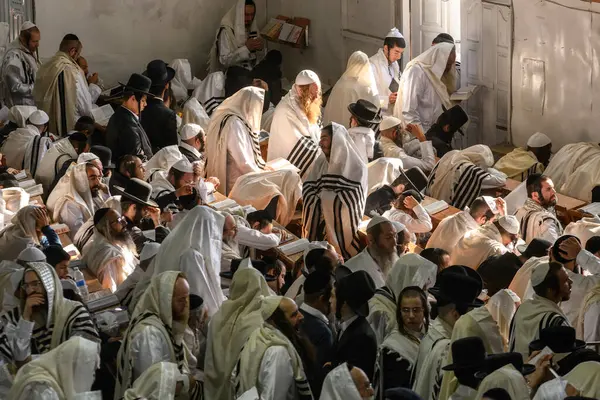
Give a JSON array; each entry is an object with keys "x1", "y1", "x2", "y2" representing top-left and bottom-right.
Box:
[
  {"x1": 527, "y1": 132, "x2": 552, "y2": 148},
  {"x1": 380, "y1": 116, "x2": 403, "y2": 131},
  {"x1": 498, "y1": 215, "x2": 520, "y2": 235},
  {"x1": 295, "y1": 70, "x2": 321, "y2": 90},
  {"x1": 28, "y1": 110, "x2": 49, "y2": 126},
  {"x1": 180, "y1": 123, "x2": 203, "y2": 140},
  {"x1": 172, "y1": 159, "x2": 194, "y2": 174}
]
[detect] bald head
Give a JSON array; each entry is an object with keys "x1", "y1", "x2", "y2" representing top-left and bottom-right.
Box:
[{"x1": 172, "y1": 276, "x2": 190, "y2": 322}]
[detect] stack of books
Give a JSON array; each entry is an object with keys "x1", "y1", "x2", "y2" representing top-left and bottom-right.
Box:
[{"x1": 261, "y1": 17, "x2": 306, "y2": 46}]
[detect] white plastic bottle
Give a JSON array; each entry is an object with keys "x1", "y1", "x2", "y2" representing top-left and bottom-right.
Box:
[{"x1": 72, "y1": 267, "x2": 89, "y2": 300}]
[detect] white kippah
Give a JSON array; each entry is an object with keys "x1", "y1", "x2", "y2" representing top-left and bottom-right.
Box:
[
  {"x1": 180, "y1": 123, "x2": 203, "y2": 141},
  {"x1": 386, "y1": 28, "x2": 404, "y2": 39},
  {"x1": 498, "y1": 215, "x2": 519, "y2": 235},
  {"x1": 527, "y1": 132, "x2": 552, "y2": 148},
  {"x1": 531, "y1": 262, "x2": 552, "y2": 287},
  {"x1": 380, "y1": 116, "x2": 403, "y2": 131},
  {"x1": 77, "y1": 153, "x2": 99, "y2": 164},
  {"x1": 17, "y1": 247, "x2": 46, "y2": 262},
  {"x1": 172, "y1": 159, "x2": 194, "y2": 174},
  {"x1": 28, "y1": 110, "x2": 49, "y2": 125},
  {"x1": 295, "y1": 70, "x2": 321, "y2": 89},
  {"x1": 20, "y1": 21, "x2": 36, "y2": 31},
  {"x1": 140, "y1": 242, "x2": 160, "y2": 262},
  {"x1": 482, "y1": 196, "x2": 499, "y2": 215},
  {"x1": 367, "y1": 213, "x2": 404, "y2": 232}
]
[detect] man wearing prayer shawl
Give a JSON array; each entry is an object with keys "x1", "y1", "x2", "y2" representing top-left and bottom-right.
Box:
[
  {"x1": 426, "y1": 145, "x2": 506, "y2": 211},
  {"x1": 543, "y1": 142, "x2": 600, "y2": 192},
  {"x1": 508, "y1": 261, "x2": 572, "y2": 359},
  {"x1": 0, "y1": 105, "x2": 36, "y2": 141},
  {"x1": 474, "y1": 363, "x2": 533, "y2": 400},
  {"x1": 21, "y1": 111, "x2": 54, "y2": 177},
  {"x1": 578, "y1": 279, "x2": 600, "y2": 342},
  {"x1": 0, "y1": 22, "x2": 40, "y2": 108},
  {"x1": 321, "y1": 363, "x2": 375, "y2": 400},
  {"x1": 515, "y1": 174, "x2": 563, "y2": 244},
  {"x1": 115, "y1": 271, "x2": 201, "y2": 399},
  {"x1": 412, "y1": 266, "x2": 484, "y2": 400},
  {"x1": 494, "y1": 132, "x2": 552, "y2": 182},
  {"x1": 1, "y1": 109, "x2": 49, "y2": 170},
  {"x1": 8, "y1": 336, "x2": 100, "y2": 399},
  {"x1": 426, "y1": 196, "x2": 500, "y2": 255},
  {"x1": 0, "y1": 262, "x2": 99, "y2": 367},
  {"x1": 179, "y1": 123, "x2": 206, "y2": 164},
  {"x1": 368, "y1": 253, "x2": 437, "y2": 344},
  {"x1": 378, "y1": 116, "x2": 436, "y2": 172},
  {"x1": 323, "y1": 51, "x2": 380, "y2": 127},
  {"x1": 346, "y1": 99, "x2": 381, "y2": 163},
  {"x1": 34, "y1": 34, "x2": 97, "y2": 137},
  {"x1": 370, "y1": 28, "x2": 406, "y2": 113},
  {"x1": 46, "y1": 162, "x2": 109, "y2": 239},
  {"x1": 424, "y1": 105, "x2": 469, "y2": 158},
  {"x1": 303, "y1": 123, "x2": 367, "y2": 260},
  {"x1": 450, "y1": 215, "x2": 520, "y2": 270},
  {"x1": 564, "y1": 216, "x2": 600, "y2": 248},
  {"x1": 0, "y1": 247, "x2": 48, "y2": 312},
  {"x1": 269, "y1": 70, "x2": 323, "y2": 179},
  {"x1": 122, "y1": 361, "x2": 185, "y2": 399},
  {"x1": 191, "y1": 72, "x2": 227, "y2": 117},
  {"x1": 560, "y1": 151, "x2": 600, "y2": 202},
  {"x1": 395, "y1": 43, "x2": 456, "y2": 133},
  {"x1": 231, "y1": 295, "x2": 314, "y2": 400}
]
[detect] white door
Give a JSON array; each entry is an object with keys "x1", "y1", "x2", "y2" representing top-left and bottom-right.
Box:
[{"x1": 410, "y1": 0, "x2": 461, "y2": 58}]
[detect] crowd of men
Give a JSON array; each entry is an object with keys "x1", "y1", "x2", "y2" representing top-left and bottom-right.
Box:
[{"x1": 0, "y1": 0, "x2": 599, "y2": 399}]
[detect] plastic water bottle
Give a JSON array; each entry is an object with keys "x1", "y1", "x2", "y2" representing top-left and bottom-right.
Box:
[{"x1": 72, "y1": 267, "x2": 89, "y2": 301}]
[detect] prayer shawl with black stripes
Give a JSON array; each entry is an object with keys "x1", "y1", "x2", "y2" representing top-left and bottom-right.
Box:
[
  {"x1": 508, "y1": 294, "x2": 570, "y2": 360},
  {"x1": 515, "y1": 198, "x2": 562, "y2": 244},
  {"x1": 268, "y1": 86, "x2": 322, "y2": 179},
  {"x1": 426, "y1": 145, "x2": 494, "y2": 210},
  {"x1": 33, "y1": 51, "x2": 79, "y2": 137},
  {"x1": 302, "y1": 123, "x2": 367, "y2": 260},
  {"x1": 0, "y1": 262, "x2": 99, "y2": 363},
  {"x1": 23, "y1": 133, "x2": 53, "y2": 177},
  {"x1": 191, "y1": 72, "x2": 226, "y2": 116},
  {"x1": 232, "y1": 323, "x2": 314, "y2": 400}
]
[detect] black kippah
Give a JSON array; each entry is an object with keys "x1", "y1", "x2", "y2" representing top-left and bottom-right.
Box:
[{"x1": 93, "y1": 208, "x2": 111, "y2": 226}]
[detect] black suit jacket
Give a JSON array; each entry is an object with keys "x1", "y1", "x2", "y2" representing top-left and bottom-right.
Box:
[
  {"x1": 335, "y1": 316, "x2": 377, "y2": 381},
  {"x1": 141, "y1": 97, "x2": 178, "y2": 153},
  {"x1": 105, "y1": 106, "x2": 153, "y2": 163},
  {"x1": 300, "y1": 309, "x2": 333, "y2": 397}
]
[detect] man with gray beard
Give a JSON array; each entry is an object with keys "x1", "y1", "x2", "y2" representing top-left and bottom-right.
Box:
[{"x1": 345, "y1": 215, "x2": 400, "y2": 288}]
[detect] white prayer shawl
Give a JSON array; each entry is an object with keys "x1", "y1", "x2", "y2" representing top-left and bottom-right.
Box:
[
  {"x1": 81, "y1": 231, "x2": 137, "y2": 293},
  {"x1": 144, "y1": 145, "x2": 184, "y2": 181},
  {"x1": 427, "y1": 145, "x2": 495, "y2": 210},
  {"x1": 348, "y1": 126, "x2": 376, "y2": 163},
  {"x1": 560, "y1": 155, "x2": 600, "y2": 201},
  {"x1": 8, "y1": 336, "x2": 100, "y2": 400},
  {"x1": 426, "y1": 210, "x2": 480, "y2": 255},
  {"x1": 324, "y1": 51, "x2": 380, "y2": 127},
  {"x1": 7, "y1": 105, "x2": 36, "y2": 128},
  {"x1": 182, "y1": 97, "x2": 211, "y2": 131},
  {"x1": 514, "y1": 198, "x2": 562, "y2": 244},
  {"x1": 204, "y1": 263, "x2": 272, "y2": 400},
  {"x1": 302, "y1": 123, "x2": 367, "y2": 260},
  {"x1": 367, "y1": 157, "x2": 403, "y2": 195},
  {"x1": 564, "y1": 215, "x2": 600, "y2": 248},
  {"x1": 345, "y1": 248, "x2": 386, "y2": 288},
  {"x1": 35, "y1": 137, "x2": 78, "y2": 192},
  {"x1": 474, "y1": 365, "x2": 530, "y2": 400},
  {"x1": 268, "y1": 87, "x2": 322, "y2": 179},
  {"x1": 543, "y1": 142, "x2": 600, "y2": 191},
  {"x1": 192, "y1": 71, "x2": 226, "y2": 116},
  {"x1": 0, "y1": 261, "x2": 22, "y2": 312},
  {"x1": 205, "y1": 86, "x2": 266, "y2": 195},
  {"x1": 449, "y1": 223, "x2": 508, "y2": 270},
  {"x1": 563, "y1": 361, "x2": 600, "y2": 398},
  {"x1": 486, "y1": 289, "x2": 520, "y2": 350},
  {"x1": 577, "y1": 282, "x2": 600, "y2": 341},
  {"x1": 320, "y1": 363, "x2": 363, "y2": 400},
  {"x1": 377, "y1": 329, "x2": 420, "y2": 388},
  {"x1": 369, "y1": 48, "x2": 401, "y2": 111},
  {"x1": 0, "y1": 205, "x2": 40, "y2": 261},
  {"x1": 148, "y1": 206, "x2": 225, "y2": 316},
  {"x1": 123, "y1": 361, "x2": 180, "y2": 400},
  {"x1": 395, "y1": 43, "x2": 456, "y2": 131},
  {"x1": 23, "y1": 133, "x2": 53, "y2": 177},
  {"x1": 149, "y1": 170, "x2": 175, "y2": 201},
  {"x1": 170, "y1": 59, "x2": 201, "y2": 101},
  {"x1": 1, "y1": 125, "x2": 38, "y2": 168},
  {"x1": 412, "y1": 317, "x2": 453, "y2": 400},
  {"x1": 73, "y1": 195, "x2": 121, "y2": 251},
  {"x1": 508, "y1": 294, "x2": 570, "y2": 359},
  {"x1": 230, "y1": 169, "x2": 302, "y2": 226}
]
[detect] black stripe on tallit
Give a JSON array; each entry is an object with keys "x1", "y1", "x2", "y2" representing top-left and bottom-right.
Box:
[
  {"x1": 219, "y1": 114, "x2": 265, "y2": 170},
  {"x1": 288, "y1": 136, "x2": 319, "y2": 177},
  {"x1": 29, "y1": 135, "x2": 42, "y2": 176},
  {"x1": 58, "y1": 71, "x2": 67, "y2": 136},
  {"x1": 75, "y1": 223, "x2": 95, "y2": 251},
  {"x1": 203, "y1": 97, "x2": 226, "y2": 116},
  {"x1": 451, "y1": 164, "x2": 488, "y2": 210}
]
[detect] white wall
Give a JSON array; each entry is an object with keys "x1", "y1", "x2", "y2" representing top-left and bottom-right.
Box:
[{"x1": 511, "y1": 0, "x2": 600, "y2": 149}]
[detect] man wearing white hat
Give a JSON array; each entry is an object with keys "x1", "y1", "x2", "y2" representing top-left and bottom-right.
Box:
[
  {"x1": 178, "y1": 123, "x2": 205, "y2": 164},
  {"x1": 0, "y1": 109, "x2": 50, "y2": 171},
  {"x1": 23, "y1": 110, "x2": 55, "y2": 177},
  {"x1": 370, "y1": 28, "x2": 406, "y2": 113},
  {"x1": 150, "y1": 158, "x2": 196, "y2": 209},
  {"x1": 268, "y1": 69, "x2": 322, "y2": 179},
  {"x1": 0, "y1": 21, "x2": 40, "y2": 107},
  {"x1": 514, "y1": 173, "x2": 562, "y2": 244},
  {"x1": 378, "y1": 115, "x2": 436, "y2": 171},
  {"x1": 494, "y1": 132, "x2": 552, "y2": 182},
  {"x1": 450, "y1": 215, "x2": 520, "y2": 270}
]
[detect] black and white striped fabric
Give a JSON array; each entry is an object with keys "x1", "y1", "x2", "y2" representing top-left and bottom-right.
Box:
[
  {"x1": 288, "y1": 136, "x2": 320, "y2": 178},
  {"x1": 427, "y1": 161, "x2": 488, "y2": 211},
  {"x1": 508, "y1": 310, "x2": 567, "y2": 353},
  {"x1": 219, "y1": 114, "x2": 266, "y2": 170},
  {"x1": 203, "y1": 96, "x2": 226, "y2": 116}
]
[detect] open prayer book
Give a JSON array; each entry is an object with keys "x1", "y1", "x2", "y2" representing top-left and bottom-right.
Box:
[
  {"x1": 18, "y1": 179, "x2": 37, "y2": 189},
  {"x1": 424, "y1": 200, "x2": 449, "y2": 215},
  {"x1": 91, "y1": 104, "x2": 115, "y2": 126},
  {"x1": 13, "y1": 170, "x2": 27, "y2": 181},
  {"x1": 279, "y1": 238, "x2": 309, "y2": 256},
  {"x1": 25, "y1": 184, "x2": 43, "y2": 197},
  {"x1": 211, "y1": 198, "x2": 239, "y2": 211}
]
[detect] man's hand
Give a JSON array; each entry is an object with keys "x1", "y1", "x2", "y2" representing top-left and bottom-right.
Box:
[
  {"x1": 145, "y1": 206, "x2": 161, "y2": 227},
  {"x1": 245, "y1": 38, "x2": 263, "y2": 51},
  {"x1": 34, "y1": 208, "x2": 50, "y2": 230},
  {"x1": 527, "y1": 353, "x2": 552, "y2": 389},
  {"x1": 559, "y1": 237, "x2": 582, "y2": 261},
  {"x1": 406, "y1": 123, "x2": 426, "y2": 142},
  {"x1": 176, "y1": 184, "x2": 194, "y2": 198},
  {"x1": 495, "y1": 197, "x2": 507, "y2": 216},
  {"x1": 160, "y1": 210, "x2": 173, "y2": 224},
  {"x1": 389, "y1": 92, "x2": 398, "y2": 105},
  {"x1": 193, "y1": 163, "x2": 203, "y2": 179},
  {"x1": 403, "y1": 195, "x2": 420, "y2": 210},
  {"x1": 23, "y1": 294, "x2": 45, "y2": 321},
  {"x1": 206, "y1": 177, "x2": 220, "y2": 189},
  {"x1": 87, "y1": 72, "x2": 99, "y2": 85},
  {"x1": 6, "y1": 168, "x2": 19, "y2": 175}
]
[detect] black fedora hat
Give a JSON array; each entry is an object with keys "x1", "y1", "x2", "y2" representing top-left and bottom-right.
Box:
[
  {"x1": 348, "y1": 99, "x2": 382, "y2": 125},
  {"x1": 90, "y1": 145, "x2": 115, "y2": 169},
  {"x1": 144, "y1": 59, "x2": 176, "y2": 87},
  {"x1": 557, "y1": 348, "x2": 600, "y2": 376},
  {"x1": 474, "y1": 352, "x2": 536, "y2": 380},
  {"x1": 113, "y1": 178, "x2": 158, "y2": 208},
  {"x1": 442, "y1": 337, "x2": 486, "y2": 371},
  {"x1": 119, "y1": 73, "x2": 153, "y2": 97},
  {"x1": 429, "y1": 266, "x2": 484, "y2": 308},
  {"x1": 529, "y1": 326, "x2": 586, "y2": 355},
  {"x1": 220, "y1": 259, "x2": 277, "y2": 282},
  {"x1": 336, "y1": 270, "x2": 376, "y2": 317}
]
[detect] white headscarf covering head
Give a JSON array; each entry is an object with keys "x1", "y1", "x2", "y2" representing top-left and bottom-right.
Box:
[
  {"x1": 132, "y1": 271, "x2": 183, "y2": 328},
  {"x1": 320, "y1": 363, "x2": 363, "y2": 400},
  {"x1": 209, "y1": 86, "x2": 265, "y2": 133},
  {"x1": 46, "y1": 163, "x2": 95, "y2": 224},
  {"x1": 219, "y1": 0, "x2": 259, "y2": 48},
  {"x1": 144, "y1": 145, "x2": 184, "y2": 180},
  {"x1": 486, "y1": 289, "x2": 520, "y2": 345},
  {"x1": 386, "y1": 253, "x2": 438, "y2": 296},
  {"x1": 458, "y1": 144, "x2": 495, "y2": 169},
  {"x1": 563, "y1": 361, "x2": 600, "y2": 398},
  {"x1": 182, "y1": 97, "x2": 211, "y2": 130},
  {"x1": 260, "y1": 295, "x2": 283, "y2": 319},
  {"x1": 122, "y1": 361, "x2": 180, "y2": 400},
  {"x1": 342, "y1": 51, "x2": 378, "y2": 91},
  {"x1": 8, "y1": 106, "x2": 36, "y2": 127},
  {"x1": 139, "y1": 242, "x2": 160, "y2": 262}
]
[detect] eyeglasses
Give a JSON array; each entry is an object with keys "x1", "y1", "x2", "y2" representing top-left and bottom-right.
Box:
[
  {"x1": 21, "y1": 280, "x2": 43, "y2": 291},
  {"x1": 87, "y1": 175, "x2": 102, "y2": 182},
  {"x1": 400, "y1": 307, "x2": 424, "y2": 315},
  {"x1": 110, "y1": 216, "x2": 127, "y2": 226}
]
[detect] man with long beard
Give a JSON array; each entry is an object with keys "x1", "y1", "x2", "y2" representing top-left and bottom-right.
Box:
[
  {"x1": 268, "y1": 70, "x2": 323, "y2": 179},
  {"x1": 345, "y1": 216, "x2": 400, "y2": 288},
  {"x1": 81, "y1": 208, "x2": 137, "y2": 292}
]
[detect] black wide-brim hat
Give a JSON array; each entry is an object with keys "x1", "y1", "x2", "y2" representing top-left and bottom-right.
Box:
[
  {"x1": 90, "y1": 145, "x2": 115, "y2": 169},
  {"x1": 529, "y1": 326, "x2": 586, "y2": 354},
  {"x1": 220, "y1": 259, "x2": 277, "y2": 282},
  {"x1": 474, "y1": 352, "x2": 536, "y2": 380},
  {"x1": 336, "y1": 270, "x2": 376, "y2": 317},
  {"x1": 429, "y1": 265, "x2": 484, "y2": 308},
  {"x1": 442, "y1": 336, "x2": 486, "y2": 371},
  {"x1": 119, "y1": 73, "x2": 153, "y2": 97},
  {"x1": 144, "y1": 59, "x2": 176, "y2": 88},
  {"x1": 113, "y1": 178, "x2": 158, "y2": 208},
  {"x1": 348, "y1": 99, "x2": 382, "y2": 125}
]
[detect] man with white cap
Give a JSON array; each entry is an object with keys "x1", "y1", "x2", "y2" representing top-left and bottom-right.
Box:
[
  {"x1": 22, "y1": 110, "x2": 55, "y2": 177},
  {"x1": 370, "y1": 28, "x2": 406, "y2": 113},
  {"x1": 0, "y1": 21, "x2": 40, "y2": 107},
  {"x1": 0, "y1": 109, "x2": 50, "y2": 171},
  {"x1": 426, "y1": 196, "x2": 504, "y2": 255},
  {"x1": 494, "y1": 132, "x2": 552, "y2": 182},
  {"x1": 514, "y1": 173, "x2": 562, "y2": 244},
  {"x1": 378, "y1": 115, "x2": 436, "y2": 171},
  {"x1": 450, "y1": 215, "x2": 520, "y2": 270},
  {"x1": 178, "y1": 123, "x2": 205, "y2": 164},
  {"x1": 345, "y1": 215, "x2": 401, "y2": 288},
  {"x1": 508, "y1": 261, "x2": 572, "y2": 359},
  {"x1": 149, "y1": 158, "x2": 197, "y2": 209},
  {"x1": 268, "y1": 69, "x2": 322, "y2": 179}
]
